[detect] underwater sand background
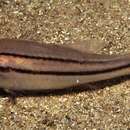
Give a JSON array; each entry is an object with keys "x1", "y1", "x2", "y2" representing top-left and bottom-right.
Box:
[{"x1": 0, "y1": 0, "x2": 129, "y2": 129}]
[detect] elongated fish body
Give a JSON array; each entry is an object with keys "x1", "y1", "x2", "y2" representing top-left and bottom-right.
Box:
[{"x1": 0, "y1": 39, "x2": 130, "y2": 90}]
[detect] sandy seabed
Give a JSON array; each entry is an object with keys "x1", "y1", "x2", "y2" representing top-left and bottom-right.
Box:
[{"x1": 0, "y1": 0, "x2": 129, "y2": 129}]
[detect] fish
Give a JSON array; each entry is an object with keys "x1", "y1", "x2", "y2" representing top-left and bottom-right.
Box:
[{"x1": 0, "y1": 38, "x2": 130, "y2": 91}]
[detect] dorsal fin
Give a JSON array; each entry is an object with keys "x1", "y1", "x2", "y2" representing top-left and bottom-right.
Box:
[{"x1": 61, "y1": 39, "x2": 106, "y2": 54}]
